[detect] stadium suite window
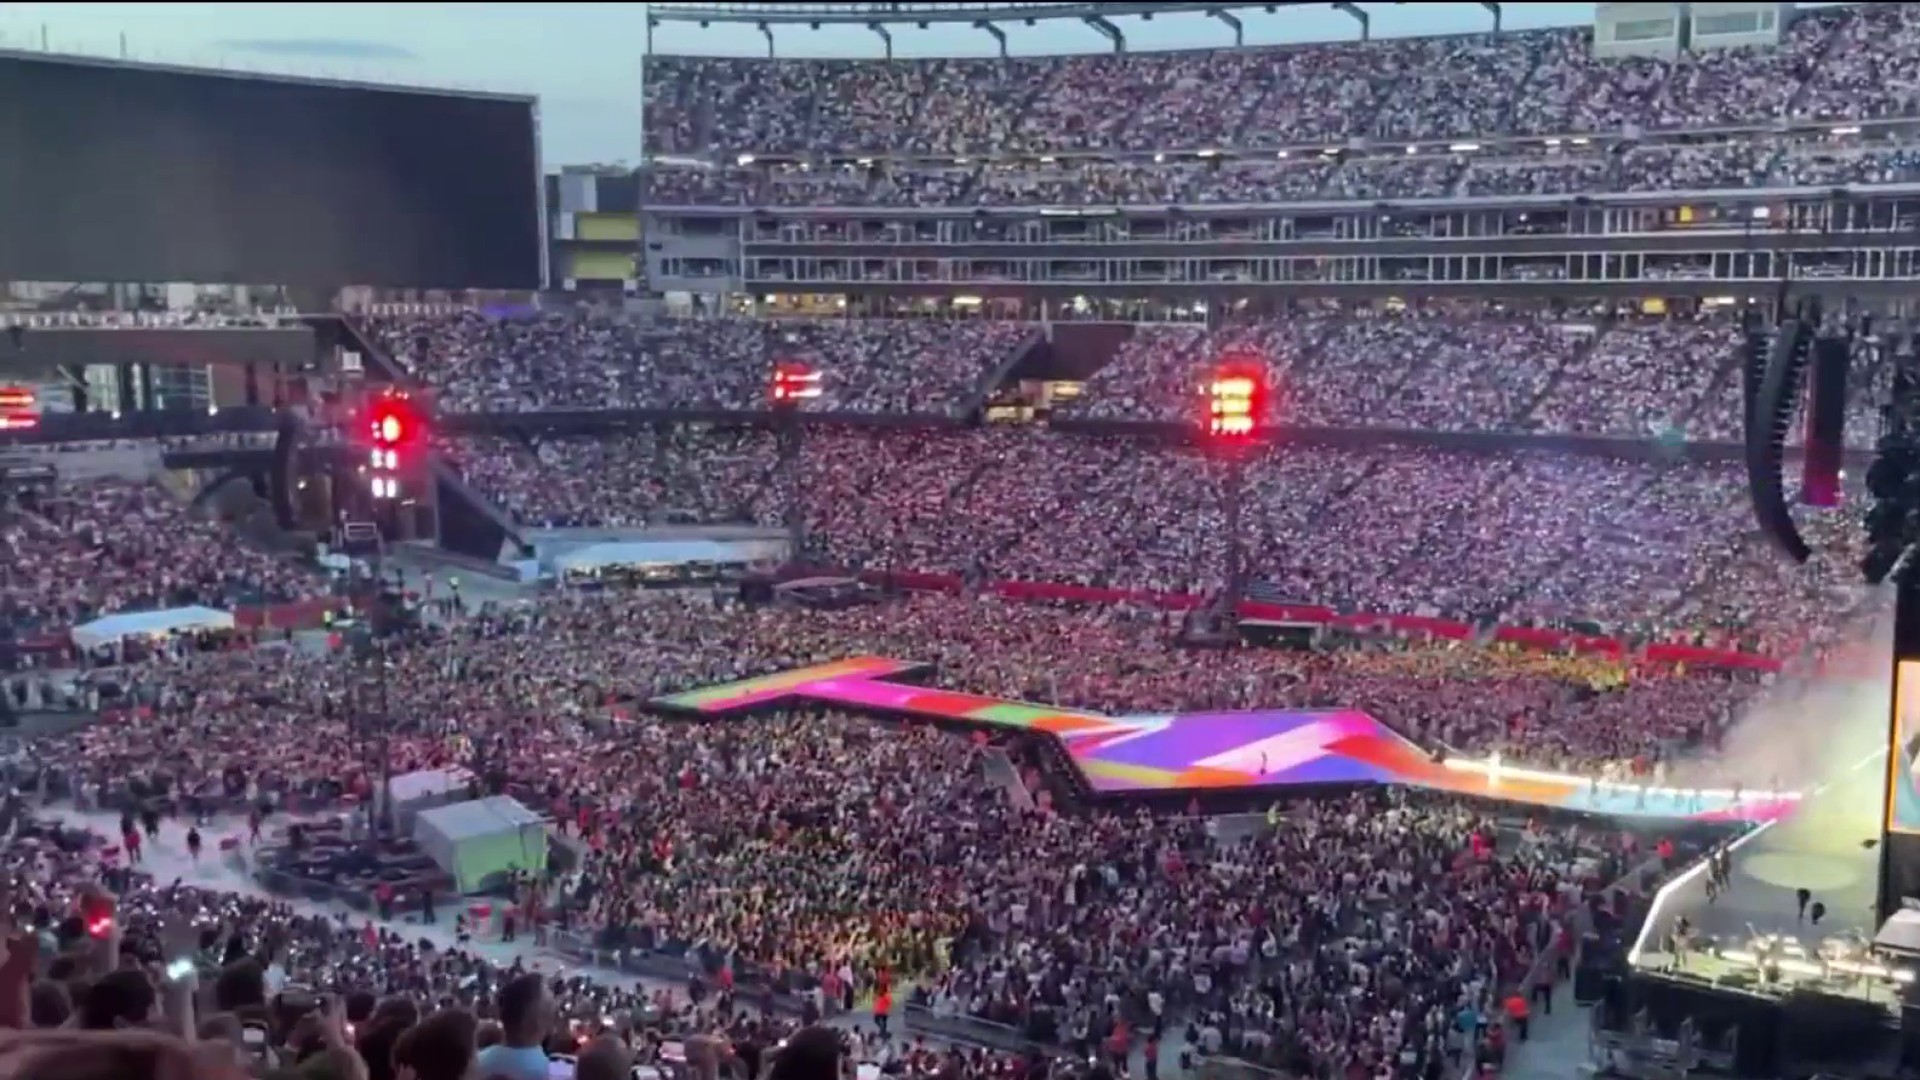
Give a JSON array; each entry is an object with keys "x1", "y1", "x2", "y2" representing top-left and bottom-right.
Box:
[
  {"x1": 1694, "y1": 11, "x2": 1767, "y2": 36},
  {"x1": 1610, "y1": 17, "x2": 1676, "y2": 41}
]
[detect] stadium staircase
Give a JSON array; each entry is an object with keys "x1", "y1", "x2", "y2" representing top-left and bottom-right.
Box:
[
  {"x1": 1507, "y1": 313, "x2": 1617, "y2": 431},
  {"x1": 1033, "y1": 322, "x2": 1162, "y2": 383},
  {"x1": 331, "y1": 314, "x2": 530, "y2": 564},
  {"x1": 978, "y1": 746, "x2": 1034, "y2": 813},
  {"x1": 1780, "y1": 15, "x2": 1848, "y2": 119},
  {"x1": 689, "y1": 96, "x2": 716, "y2": 156},
  {"x1": 1368, "y1": 457, "x2": 1530, "y2": 605},
  {"x1": 964, "y1": 326, "x2": 1047, "y2": 413},
  {"x1": 1678, "y1": 339, "x2": 1748, "y2": 439}
]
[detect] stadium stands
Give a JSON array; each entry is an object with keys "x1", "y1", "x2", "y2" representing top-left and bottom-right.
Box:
[
  {"x1": 0, "y1": 478, "x2": 322, "y2": 636},
  {"x1": 1, "y1": 11, "x2": 1900, "y2": 1080},
  {"x1": 372, "y1": 313, "x2": 1034, "y2": 416},
  {"x1": 639, "y1": 6, "x2": 1920, "y2": 208}
]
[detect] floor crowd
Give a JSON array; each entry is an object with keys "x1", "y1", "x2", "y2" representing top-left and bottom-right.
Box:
[{"x1": 0, "y1": 585, "x2": 1723, "y2": 1080}]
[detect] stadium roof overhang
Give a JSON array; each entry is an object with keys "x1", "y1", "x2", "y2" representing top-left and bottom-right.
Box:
[{"x1": 646, "y1": 2, "x2": 1503, "y2": 56}]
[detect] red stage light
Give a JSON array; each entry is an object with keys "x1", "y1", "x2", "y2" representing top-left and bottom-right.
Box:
[
  {"x1": 0, "y1": 386, "x2": 38, "y2": 431},
  {"x1": 1204, "y1": 362, "x2": 1266, "y2": 442},
  {"x1": 770, "y1": 361, "x2": 822, "y2": 405},
  {"x1": 366, "y1": 395, "x2": 420, "y2": 448}
]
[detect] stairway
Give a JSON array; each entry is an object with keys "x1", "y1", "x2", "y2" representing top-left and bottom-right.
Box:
[
  {"x1": 962, "y1": 327, "x2": 1047, "y2": 414},
  {"x1": 326, "y1": 313, "x2": 418, "y2": 386},
  {"x1": 1508, "y1": 314, "x2": 1616, "y2": 431},
  {"x1": 979, "y1": 748, "x2": 1035, "y2": 813}
]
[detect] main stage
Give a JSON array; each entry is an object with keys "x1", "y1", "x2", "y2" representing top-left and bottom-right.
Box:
[
  {"x1": 1614, "y1": 665, "x2": 1916, "y2": 1078},
  {"x1": 651, "y1": 657, "x2": 1795, "y2": 822}
]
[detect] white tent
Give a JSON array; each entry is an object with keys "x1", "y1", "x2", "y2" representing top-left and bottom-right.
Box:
[
  {"x1": 553, "y1": 538, "x2": 785, "y2": 575},
  {"x1": 412, "y1": 796, "x2": 548, "y2": 894},
  {"x1": 384, "y1": 767, "x2": 474, "y2": 831},
  {"x1": 70, "y1": 605, "x2": 236, "y2": 651}
]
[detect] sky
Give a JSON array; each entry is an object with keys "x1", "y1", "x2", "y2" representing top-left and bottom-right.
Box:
[{"x1": 0, "y1": 2, "x2": 1693, "y2": 167}]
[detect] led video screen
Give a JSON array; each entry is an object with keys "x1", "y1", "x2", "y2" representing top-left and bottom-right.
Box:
[{"x1": 0, "y1": 52, "x2": 541, "y2": 288}]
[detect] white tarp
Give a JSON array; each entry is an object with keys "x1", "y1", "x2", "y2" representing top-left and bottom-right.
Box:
[
  {"x1": 70, "y1": 605, "x2": 235, "y2": 651},
  {"x1": 554, "y1": 538, "x2": 785, "y2": 574},
  {"x1": 412, "y1": 795, "x2": 548, "y2": 894}
]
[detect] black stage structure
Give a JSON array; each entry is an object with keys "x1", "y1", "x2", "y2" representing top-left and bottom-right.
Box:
[
  {"x1": 1606, "y1": 288, "x2": 1920, "y2": 1077},
  {"x1": 0, "y1": 49, "x2": 543, "y2": 290},
  {"x1": 1618, "y1": 714, "x2": 1901, "y2": 1078}
]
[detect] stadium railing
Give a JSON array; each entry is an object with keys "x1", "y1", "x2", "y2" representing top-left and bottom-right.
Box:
[
  {"x1": 901, "y1": 1004, "x2": 1039, "y2": 1055},
  {"x1": 1195, "y1": 1055, "x2": 1294, "y2": 1080}
]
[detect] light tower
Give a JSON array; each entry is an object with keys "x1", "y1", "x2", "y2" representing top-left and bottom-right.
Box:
[
  {"x1": 349, "y1": 388, "x2": 428, "y2": 841},
  {"x1": 365, "y1": 391, "x2": 423, "y2": 506},
  {"x1": 1201, "y1": 355, "x2": 1268, "y2": 613},
  {"x1": 769, "y1": 360, "x2": 820, "y2": 559}
]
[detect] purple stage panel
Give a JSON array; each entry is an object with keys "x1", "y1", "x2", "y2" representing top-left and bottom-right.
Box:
[{"x1": 1082, "y1": 709, "x2": 1406, "y2": 787}]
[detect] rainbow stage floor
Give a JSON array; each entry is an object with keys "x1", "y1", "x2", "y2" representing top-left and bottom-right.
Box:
[{"x1": 651, "y1": 657, "x2": 1794, "y2": 823}]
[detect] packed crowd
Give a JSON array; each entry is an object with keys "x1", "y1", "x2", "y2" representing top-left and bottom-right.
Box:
[
  {"x1": 639, "y1": 5, "x2": 1920, "y2": 208},
  {"x1": 1066, "y1": 308, "x2": 1889, "y2": 448},
  {"x1": 645, "y1": 9, "x2": 1917, "y2": 158},
  {"x1": 1, "y1": 586, "x2": 1733, "y2": 1080},
  {"x1": 439, "y1": 429, "x2": 782, "y2": 530},
  {"x1": 432, "y1": 420, "x2": 1864, "y2": 656},
  {"x1": 378, "y1": 307, "x2": 1892, "y2": 449},
  {"x1": 649, "y1": 133, "x2": 1920, "y2": 208},
  {"x1": 0, "y1": 477, "x2": 321, "y2": 636},
  {"x1": 369, "y1": 312, "x2": 1034, "y2": 417},
  {"x1": 0, "y1": 799, "x2": 1022, "y2": 1080},
  {"x1": 21, "y1": 589, "x2": 1761, "y2": 819}
]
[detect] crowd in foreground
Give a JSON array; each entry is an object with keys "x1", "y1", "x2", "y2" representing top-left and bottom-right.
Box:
[
  {"x1": 0, "y1": 799, "x2": 1045, "y2": 1080},
  {"x1": 0, "y1": 586, "x2": 1722, "y2": 1079}
]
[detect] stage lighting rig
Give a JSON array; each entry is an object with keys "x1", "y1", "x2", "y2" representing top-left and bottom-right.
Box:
[
  {"x1": 0, "y1": 386, "x2": 37, "y2": 432},
  {"x1": 1204, "y1": 361, "x2": 1266, "y2": 444},
  {"x1": 770, "y1": 361, "x2": 822, "y2": 407},
  {"x1": 1198, "y1": 355, "x2": 1269, "y2": 613},
  {"x1": 362, "y1": 391, "x2": 425, "y2": 502},
  {"x1": 768, "y1": 360, "x2": 819, "y2": 560}
]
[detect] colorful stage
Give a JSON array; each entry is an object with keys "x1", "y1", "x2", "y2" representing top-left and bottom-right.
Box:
[{"x1": 651, "y1": 657, "x2": 1796, "y2": 823}]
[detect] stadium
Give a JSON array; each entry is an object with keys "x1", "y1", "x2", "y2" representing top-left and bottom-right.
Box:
[{"x1": 1, "y1": 1, "x2": 1919, "y2": 1078}]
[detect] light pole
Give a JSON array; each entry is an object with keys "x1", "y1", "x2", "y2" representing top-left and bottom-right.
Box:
[
  {"x1": 770, "y1": 361, "x2": 820, "y2": 561},
  {"x1": 349, "y1": 389, "x2": 422, "y2": 839},
  {"x1": 1201, "y1": 357, "x2": 1267, "y2": 616}
]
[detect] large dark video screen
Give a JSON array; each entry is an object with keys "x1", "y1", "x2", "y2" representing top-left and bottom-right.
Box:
[{"x1": 0, "y1": 52, "x2": 541, "y2": 289}]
